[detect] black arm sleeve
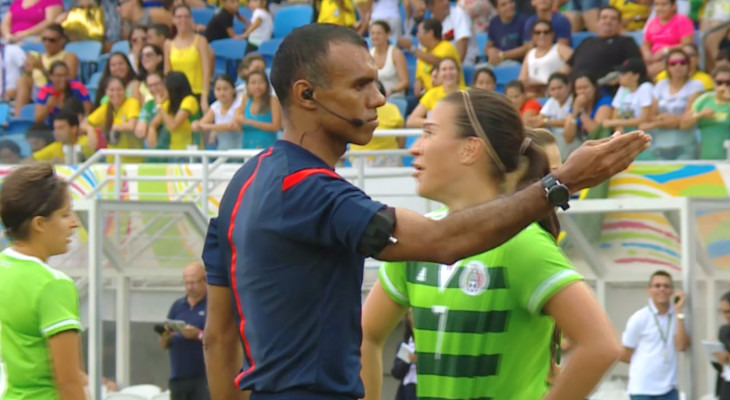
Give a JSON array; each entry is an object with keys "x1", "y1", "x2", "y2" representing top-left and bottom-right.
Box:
[{"x1": 356, "y1": 206, "x2": 396, "y2": 257}]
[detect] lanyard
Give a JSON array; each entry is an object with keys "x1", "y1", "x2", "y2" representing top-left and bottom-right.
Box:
[{"x1": 649, "y1": 301, "x2": 672, "y2": 346}]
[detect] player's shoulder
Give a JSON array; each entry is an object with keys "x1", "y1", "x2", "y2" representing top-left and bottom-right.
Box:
[{"x1": 0, "y1": 248, "x2": 73, "y2": 282}]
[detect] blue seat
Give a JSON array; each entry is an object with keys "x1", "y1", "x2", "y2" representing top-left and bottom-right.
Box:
[
  {"x1": 493, "y1": 64, "x2": 521, "y2": 85},
  {"x1": 537, "y1": 97, "x2": 548, "y2": 106},
  {"x1": 476, "y1": 32, "x2": 488, "y2": 61},
  {"x1": 389, "y1": 97, "x2": 407, "y2": 119},
  {"x1": 233, "y1": 12, "x2": 247, "y2": 34},
  {"x1": 257, "y1": 38, "x2": 283, "y2": 66},
  {"x1": 2, "y1": 133, "x2": 32, "y2": 157},
  {"x1": 210, "y1": 38, "x2": 248, "y2": 77},
  {"x1": 239, "y1": 6, "x2": 252, "y2": 20},
  {"x1": 626, "y1": 30, "x2": 643, "y2": 46},
  {"x1": 192, "y1": 8, "x2": 215, "y2": 26},
  {"x1": 401, "y1": 136, "x2": 418, "y2": 167},
  {"x1": 110, "y1": 40, "x2": 130, "y2": 54},
  {"x1": 272, "y1": 5, "x2": 312, "y2": 38},
  {"x1": 21, "y1": 41, "x2": 45, "y2": 54},
  {"x1": 404, "y1": 50, "x2": 417, "y2": 68},
  {"x1": 0, "y1": 103, "x2": 9, "y2": 126},
  {"x1": 571, "y1": 31, "x2": 597, "y2": 49},
  {"x1": 65, "y1": 40, "x2": 103, "y2": 82},
  {"x1": 406, "y1": 64, "x2": 416, "y2": 95},
  {"x1": 463, "y1": 65, "x2": 475, "y2": 86}
]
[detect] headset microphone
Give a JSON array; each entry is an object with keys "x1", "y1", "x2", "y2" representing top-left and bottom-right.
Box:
[{"x1": 303, "y1": 90, "x2": 366, "y2": 127}]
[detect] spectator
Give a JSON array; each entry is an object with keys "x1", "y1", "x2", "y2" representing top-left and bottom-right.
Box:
[
  {"x1": 137, "y1": 44, "x2": 165, "y2": 101},
  {"x1": 371, "y1": 0, "x2": 403, "y2": 37},
  {"x1": 32, "y1": 110, "x2": 94, "y2": 163},
  {"x1": 235, "y1": 70, "x2": 281, "y2": 149},
  {"x1": 82, "y1": 76, "x2": 143, "y2": 162},
  {"x1": 472, "y1": 67, "x2": 497, "y2": 90},
  {"x1": 128, "y1": 25, "x2": 148, "y2": 73},
  {"x1": 34, "y1": 61, "x2": 92, "y2": 126},
  {"x1": 165, "y1": 4, "x2": 211, "y2": 112},
  {"x1": 147, "y1": 23, "x2": 170, "y2": 48},
  {"x1": 25, "y1": 122, "x2": 54, "y2": 152},
  {"x1": 349, "y1": 80, "x2": 405, "y2": 167},
  {"x1": 193, "y1": 75, "x2": 243, "y2": 151},
  {"x1": 638, "y1": 49, "x2": 704, "y2": 160},
  {"x1": 563, "y1": 0, "x2": 603, "y2": 32},
  {"x1": 316, "y1": 0, "x2": 359, "y2": 30},
  {"x1": 101, "y1": 0, "x2": 121, "y2": 44},
  {"x1": 57, "y1": 0, "x2": 105, "y2": 42},
  {"x1": 535, "y1": 72, "x2": 575, "y2": 158},
  {"x1": 400, "y1": 19, "x2": 462, "y2": 97},
  {"x1": 149, "y1": 71, "x2": 200, "y2": 151},
  {"x1": 641, "y1": 0, "x2": 694, "y2": 78},
  {"x1": 0, "y1": 0, "x2": 64, "y2": 43},
  {"x1": 620, "y1": 270, "x2": 690, "y2": 400},
  {"x1": 563, "y1": 73, "x2": 612, "y2": 145},
  {"x1": 717, "y1": 49, "x2": 730, "y2": 70},
  {"x1": 138, "y1": 71, "x2": 169, "y2": 153},
  {"x1": 505, "y1": 80, "x2": 542, "y2": 124},
  {"x1": 424, "y1": 0, "x2": 478, "y2": 65},
  {"x1": 403, "y1": 0, "x2": 427, "y2": 36},
  {"x1": 603, "y1": 57, "x2": 653, "y2": 133},
  {"x1": 699, "y1": 0, "x2": 730, "y2": 73},
  {"x1": 14, "y1": 24, "x2": 79, "y2": 118},
  {"x1": 656, "y1": 43, "x2": 714, "y2": 91},
  {"x1": 610, "y1": 0, "x2": 651, "y2": 32},
  {"x1": 204, "y1": 0, "x2": 250, "y2": 43},
  {"x1": 389, "y1": 310, "x2": 416, "y2": 400},
  {"x1": 239, "y1": 0, "x2": 273, "y2": 53},
  {"x1": 519, "y1": 20, "x2": 573, "y2": 95},
  {"x1": 0, "y1": 42, "x2": 26, "y2": 103},
  {"x1": 370, "y1": 20, "x2": 409, "y2": 98},
  {"x1": 0, "y1": 139, "x2": 21, "y2": 163},
  {"x1": 524, "y1": 0, "x2": 571, "y2": 46},
  {"x1": 235, "y1": 52, "x2": 266, "y2": 97},
  {"x1": 407, "y1": 57, "x2": 463, "y2": 127},
  {"x1": 458, "y1": 0, "x2": 493, "y2": 34},
  {"x1": 563, "y1": 6, "x2": 642, "y2": 82},
  {"x1": 159, "y1": 262, "x2": 210, "y2": 400},
  {"x1": 484, "y1": 0, "x2": 530, "y2": 67},
  {"x1": 94, "y1": 52, "x2": 141, "y2": 106},
  {"x1": 712, "y1": 291, "x2": 730, "y2": 400},
  {"x1": 680, "y1": 66, "x2": 730, "y2": 160},
  {"x1": 117, "y1": 0, "x2": 171, "y2": 40}
]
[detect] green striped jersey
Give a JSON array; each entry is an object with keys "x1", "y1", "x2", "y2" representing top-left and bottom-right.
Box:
[
  {"x1": 0, "y1": 248, "x2": 82, "y2": 400},
  {"x1": 379, "y1": 209, "x2": 582, "y2": 400}
]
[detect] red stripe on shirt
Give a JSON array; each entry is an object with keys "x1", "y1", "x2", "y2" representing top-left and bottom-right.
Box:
[
  {"x1": 227, "y1": 147, "x2": 274, "y2": 386},
  {"x1": 281, "y1": 168, "x2": 341, "y2": 191}
]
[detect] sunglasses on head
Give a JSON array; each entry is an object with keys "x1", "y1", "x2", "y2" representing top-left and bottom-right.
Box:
[{"x1": 668, "y1": 58, "x2": 688, "y2": 66}]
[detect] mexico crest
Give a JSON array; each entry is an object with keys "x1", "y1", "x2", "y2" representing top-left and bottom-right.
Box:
[{"x1": 459, "y1": 261, "x2": 489, "y2": 296}]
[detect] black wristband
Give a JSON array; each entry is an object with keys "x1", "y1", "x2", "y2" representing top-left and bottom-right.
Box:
[{"x1": 356, "y1": 207, "x2": 397, "y2": 257}]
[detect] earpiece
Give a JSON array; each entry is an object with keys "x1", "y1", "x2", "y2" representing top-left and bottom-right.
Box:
[{"x1": 303, "y1": 89, "x2": 313, "y2": 100}]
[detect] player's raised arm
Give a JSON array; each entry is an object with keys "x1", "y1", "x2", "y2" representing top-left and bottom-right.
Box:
[{"x1": 375, "y1": 131, "x2": 649, "y2": 263}]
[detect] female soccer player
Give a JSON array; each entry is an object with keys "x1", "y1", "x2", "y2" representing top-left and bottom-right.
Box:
[
  {"x1": 360, "y1": 89, "x2": 622, "y2": 400},
  {"x1": 0, "y1": 164, "x2": 83, "y2": 400}
]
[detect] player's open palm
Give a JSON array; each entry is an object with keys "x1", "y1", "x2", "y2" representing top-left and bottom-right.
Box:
[{"x1": 555, "y1": 130, "x2": 651, "y2": 192}]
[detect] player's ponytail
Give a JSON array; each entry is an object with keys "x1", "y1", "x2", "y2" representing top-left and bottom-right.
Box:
[{"x1": 515, "y1": 138, "x2": 560, "y2": 240}]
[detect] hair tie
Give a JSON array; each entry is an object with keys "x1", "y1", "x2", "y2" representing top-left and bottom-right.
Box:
[
  {"x1": 520, "y1": 137, "x2": 532, "y2": 155},
  {"x1": 460, "y1": 91, "x2": 506, "y2": 173}
]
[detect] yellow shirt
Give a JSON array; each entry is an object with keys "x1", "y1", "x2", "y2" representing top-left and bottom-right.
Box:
[
  {"x1": 419, "y1": 85, "x2": 463, "y2": 111},
  {"x1": 161, "y1": 95, "x2": 200, "y2": 150},
  {"x1": 32, "y1": 137, "x2": 94, "y2": 163},
  {"x1": 170, "y1": 35, "x2": 204, "y2": 95},
  {"x1": 317, "y1": 0, "x2": 357, "y2": 27},
  {"x1": 656, "y1": 70, "x2": 714, "y2": 91},
  {"x1": 610, "y1": 0, "x2": 650, "y2": 31},
  {"x1": 87, "y1": 97, "x2": 144, "y2": 163},
  {"x1": 415, "y1": 40, "x2": 464, "y2": 92},
  {"x1": 31, "y1": 51, "x2": 69, "y2": 87}
]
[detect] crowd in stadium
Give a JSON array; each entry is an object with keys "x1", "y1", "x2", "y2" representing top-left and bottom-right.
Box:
[{"x1": 0, "y1": 0, "x2": 727, "y2": 164}]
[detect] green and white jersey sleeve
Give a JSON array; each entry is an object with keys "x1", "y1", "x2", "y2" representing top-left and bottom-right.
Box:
[{"x1": 38, "y1": 278, "x2": 82, "y2": 338}]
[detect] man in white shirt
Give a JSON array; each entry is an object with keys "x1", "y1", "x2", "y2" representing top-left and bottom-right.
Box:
[
  {"x1": 424, "y1": 0, "x2": 478, "y2": 65},
  {"x1": 620, "y1": 270, "x2": 691, "y2": 400},
  {"x1": 0, "y1": 43, "x2": 26, "y2": 102}
]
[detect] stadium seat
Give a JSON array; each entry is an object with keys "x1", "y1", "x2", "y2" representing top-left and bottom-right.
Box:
[
  {"x1": 537, "y1": 97, "x2": 548, "y2": 106},
  {"x1": 476, "y1": 32, "x2": 488, "y2": 61},
  {"x1": 493, "y1": 64, "x2": 521, "y2": 85},
  {"x1": 0, "y1": 103, "x2": 9, "y2": 126},
  {"x1": 406, "y1": 64, "x2": 416, "y2": 95},
  {"x1": 111, "y1": 40, "x2": 130, "y2": 55},
  {"x1": 626, "y1": 30, "x2": 643, "y2": 46},
  {"x1": 239, "y1": 6, "x2": 252, "y2": 20},
  {"x1": 21, "y1": 41, "x2": 45, "y2": 54},
  {"x1": 210, "y1": 38, "x2": 248, "y2": 77},
  {"x1": 119, "y1": 384, "x2": 162, "y2": 398},
  {"x1": 389, "y1": 97, "x2": 407, "y2": 119},
  {"x1": 191, "y1": 7, "x2": 215, "y2": 26},
  {"x1": 2, "y1": 133, "x2": 32, "y2": 157},
  {"x1": 404, "y1": 51, "x2": 417, "y2": 68},
  {"x1": 65, "y1": 40, "x2": 103, "y2": 82},
  {"x1": 257, "y1": 38, "x2": 283, "y2": 66},
  {"x1": 571, "y1": 31, "x2": 597, "y2": 49},
  {"x1": 272, "y1": 5, "x2": 313, "y2": 38},
  {"x1": 86, "y1": 71, "x2": 103, "y2": 100},
  {"x1": 463, "y1": 65, "x2": 475, "y2": 86},
  {"x1": 402, "y1": 136, "x2": 418, "y2": 167}
]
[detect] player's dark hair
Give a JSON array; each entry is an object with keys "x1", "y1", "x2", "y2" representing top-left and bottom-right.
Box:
[
  {"x1": 0, "y1": 164, "x2": 69, "y2": 241},
  {"x1": 473, "y1": 67, "x2": 496, "y2": 87},
  {"x1": 649, "y1": 270, "x2": 673, "y2": 287},
  {"x1": 444, "y1": 89, "x2": 559, "y2": 238},
  {"x1": 526, "y1": 128, "x2": 557, "y2": 146},
  {"x1": 422, "y1": 18, "x2": 442, "y2": 40},
  {"x1": 271, "y1": 24, "x2": 366, "y2": 107}
]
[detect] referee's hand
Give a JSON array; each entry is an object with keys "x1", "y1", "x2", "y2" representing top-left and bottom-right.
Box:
[{"x1": 554, "y1": 130, "x2": 651, "y2": 193}]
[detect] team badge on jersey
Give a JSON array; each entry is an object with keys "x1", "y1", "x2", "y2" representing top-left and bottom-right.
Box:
[{"x1": 459, "y1": 261, "x2": 489, "y2": 296}]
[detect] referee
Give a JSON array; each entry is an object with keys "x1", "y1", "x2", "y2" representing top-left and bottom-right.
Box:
[{"x1": 202, "y1": 23, "x2": 650, "y2": 400}]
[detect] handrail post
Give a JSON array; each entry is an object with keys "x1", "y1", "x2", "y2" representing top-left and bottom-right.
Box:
[{"x1": 202, "y1": 155, "x2": 209, "y2": 217}]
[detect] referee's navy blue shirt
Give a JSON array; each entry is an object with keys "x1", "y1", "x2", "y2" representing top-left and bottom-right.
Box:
[
  {"x1": 203, "y1": 140, "x2": 384, "y2": 399},
  {"x1": 166, "y1": 296, "x2": 207, "y2": 380}
]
